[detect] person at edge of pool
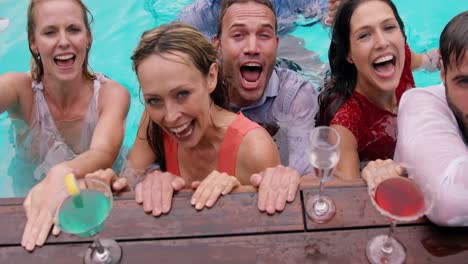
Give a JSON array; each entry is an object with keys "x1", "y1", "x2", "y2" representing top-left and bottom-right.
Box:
[
  {"x1": 205, "y1": 0, "x2": 315, "y2": 186},
  {"x1": 363, "y1": 11, "x2": 468, "y2": 227},
  {"x1": 0, "y1": 0, "x2": 130, "y2": 252},
  {"x1": 89, "y1": 22, "x2": 299, "y2": 218},
  {"x1": 176, "y1": 0, "x2": 439, "y2": 72},
  {"x1": 316, "y1": 0, "x2": 440, "y2": 180}
]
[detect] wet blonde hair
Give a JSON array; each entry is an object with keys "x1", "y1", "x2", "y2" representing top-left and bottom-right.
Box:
[{"x1": 27, "y1": 0, "x2": 95, "y2": 81}]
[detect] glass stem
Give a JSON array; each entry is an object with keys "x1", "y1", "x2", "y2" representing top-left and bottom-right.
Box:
[
  {"x1": 93, "y1": 238, "x2": 111, "y2": 263},
  {"x1": 314, "y1": 169, "x2": 330, "y2": 215},
  {"x1": 95, "y1": 238, "x2": 105, "y2": 254},
  {"x1": 317, "y1": 168, "x2": 330, "y2": 198},
  {"x1": 382, "y1": 221, "x2": 397, "y2": 254}
]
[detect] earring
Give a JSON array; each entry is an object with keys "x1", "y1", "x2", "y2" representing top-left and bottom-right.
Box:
[{"x1": 35, "y1": 52, "x2": 41, "y2": 60}]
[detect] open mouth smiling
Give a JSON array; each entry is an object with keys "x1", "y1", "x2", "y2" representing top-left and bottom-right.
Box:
[
  {"x1": 168, "y1": 120, "x2": 194, "y2": 140},
  {"x1": 373, "y1": 54, "x2": 396, "y2": 78},
  {"x1": 240, "y1": 62, "x2": 263, "y2": 89},
  {"x1": 54, "y1": 53, "x2": 76, "y2": 68}
]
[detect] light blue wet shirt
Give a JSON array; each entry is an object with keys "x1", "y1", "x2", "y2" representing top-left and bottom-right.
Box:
[{"x1": 232, "y1": 67, "x2": 319, "y2": 175}]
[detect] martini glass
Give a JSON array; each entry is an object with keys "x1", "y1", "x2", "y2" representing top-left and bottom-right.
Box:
[
  {"x1": 53, "y1": 177, "x2": 122, "y2": 264},
  {"x1": 366, "y1": 165, "x2": 433, "y2": 264},
  {"x1": 305, "y1": 126, "x2": 340, "y2": 223}
]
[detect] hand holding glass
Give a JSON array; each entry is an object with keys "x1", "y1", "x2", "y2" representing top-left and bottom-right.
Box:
[
  {"x1": 366, "y1": 164, "x2": 433, "y2": 264},
  {"x1": 53, "y1": 175, "x2": 122, "y2": 264}
]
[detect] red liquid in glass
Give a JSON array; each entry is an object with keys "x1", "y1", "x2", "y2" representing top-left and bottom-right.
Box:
[{"x1": 374, "y1": 177, "x2": 425, "y2": 218}]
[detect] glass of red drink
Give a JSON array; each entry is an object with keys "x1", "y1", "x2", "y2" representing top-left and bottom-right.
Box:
[{"x1": 366, "y1": 164, "x2": 433, "y2": 264}]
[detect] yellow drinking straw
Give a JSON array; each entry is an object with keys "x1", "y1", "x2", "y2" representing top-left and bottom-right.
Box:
[{"x1": 64, "y1": 173, "x2": 80, "y2": 196}]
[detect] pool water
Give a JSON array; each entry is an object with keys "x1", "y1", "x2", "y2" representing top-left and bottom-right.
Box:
[{"x1": 0, "y1": 0, "x2": 466, "y2": 197}]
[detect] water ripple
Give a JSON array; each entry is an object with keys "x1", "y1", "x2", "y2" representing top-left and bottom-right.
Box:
[{"x1": 0, "y1": 18, "x2": 9, "y2": 32}]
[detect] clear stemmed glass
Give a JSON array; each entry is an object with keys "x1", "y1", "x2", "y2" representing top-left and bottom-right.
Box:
[
  {"x1": 305, "y1": 126, "x2": 340, "y2": 223},
  {"x1": 366, "y1": 164, "x2": 433, "y2": 264},
  {"x1": 53, "y1": 177, "x2": 122, "y2": 264}
]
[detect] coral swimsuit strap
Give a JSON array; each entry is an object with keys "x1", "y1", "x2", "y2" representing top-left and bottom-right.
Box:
[{"x1": 164, "y1": 112, "x2": 261, "y2": 176}]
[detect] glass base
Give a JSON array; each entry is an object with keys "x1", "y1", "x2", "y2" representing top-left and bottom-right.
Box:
[
  {"x1": 85, "y1": 238, "x2": 122, "y2": 264},
  {"x1": 306, "y1": 194, "x2": 336, "y2": 223},
  {"x1": 366, "y1": 235, "x2": 406, "y2": 264}
]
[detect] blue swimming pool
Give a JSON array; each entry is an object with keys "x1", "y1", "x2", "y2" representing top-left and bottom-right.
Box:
[{"x1": 0, "y1": 0, "x2": 466, "y2": 197}]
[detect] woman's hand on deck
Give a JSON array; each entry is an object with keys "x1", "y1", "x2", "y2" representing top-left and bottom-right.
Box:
[
  {"x1": 250, "y1": 165, "x2": 300, "y2": 214},
  {"x1": 135, "y1": 170, "x2": 185, "y2": 216},
  {"x1": 191, "y1": 171, "x2": 240, "y2": 211}
]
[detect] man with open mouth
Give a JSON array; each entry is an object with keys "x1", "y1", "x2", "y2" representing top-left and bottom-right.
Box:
[{"x1": 213, "y1": 0, "x2": 320, "y2": 214}]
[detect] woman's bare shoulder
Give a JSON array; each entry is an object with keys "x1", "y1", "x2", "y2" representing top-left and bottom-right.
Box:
[
  {"x1": 0, "y1": 72, "x2": 32, "y2": 89},
  {"x1": 97, "y1": 75, "x2": 130, "y2": 107}
]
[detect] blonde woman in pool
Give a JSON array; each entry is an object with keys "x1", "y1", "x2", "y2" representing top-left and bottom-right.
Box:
[{"x1": 0, "y1": 0, "x2": 129, "y2": 251}]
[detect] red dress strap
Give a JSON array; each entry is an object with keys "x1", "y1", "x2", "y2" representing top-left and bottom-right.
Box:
[
  {"x1": 163, "y1": 131, "x2": 180, "y2": 176},
  {"x1": 163, "y1": 112, "x2": 262, "y2": 177},
  {"x1": 397, "y1": 42, "x2": 416, "y2": 101}
]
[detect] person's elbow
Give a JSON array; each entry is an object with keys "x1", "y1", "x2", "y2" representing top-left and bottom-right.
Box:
[{"x1": 426, "y1": 193, "x2": 468, "y2": 227}]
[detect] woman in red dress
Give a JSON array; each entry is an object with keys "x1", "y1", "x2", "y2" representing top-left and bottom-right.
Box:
[{"x1": 317, "y1": 0, "x2": 427, "y2": 180}]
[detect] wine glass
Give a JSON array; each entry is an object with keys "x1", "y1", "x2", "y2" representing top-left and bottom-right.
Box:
[
  {"x1": 305, "y1": 126, "x2": 340, "y2": 223},
  {"x1": 52, "y1": 177, "x2": 122, "y2": 264},
  {"x1": 366, "y1": 164, "x2": 433, "y2": 264}
]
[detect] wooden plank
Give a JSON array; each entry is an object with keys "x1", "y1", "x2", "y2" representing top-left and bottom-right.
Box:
[
  {"x1": 302, "y1": 186, "x2": 425, "y2": 230},
  {"x1": 0, "y1": 197, "x2": 24, "y2": 206},
  {"x1": 1, "y1": 225, "x2": 467, "y2": 264},
  {"x1": 0, "y1": 191, "x2": 304, "y2": 245},
  {"x1": 299, "y1": 175, "x2": 366, "y2": 189},
  {"x1": 0, "y1": 204, "x2": 27, "y2": 245}
]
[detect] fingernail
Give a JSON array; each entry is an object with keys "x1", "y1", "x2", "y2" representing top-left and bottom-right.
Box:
[
  {"x1": 191, "y1": 198, "x2": 196, "y2": 205},
  {"x1": 152, "y1": 209, "x2": 161, "y2": 216},
  {"x1": 162, "y1": 204, "x2": 170, "y2": 213},
  {"x1": 195, "y1": 202, "x2": 203, "y2": 210},
  {"x1": 206, "y1": 199, "x2": 214, "y2": 207}
]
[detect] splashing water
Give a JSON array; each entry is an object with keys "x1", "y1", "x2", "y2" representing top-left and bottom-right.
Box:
[
  {"x1": 144, "y1": 0, "x2": 195, "y2": 27},
  {"x1": 0, "y1": 17, "x2": 9, "y2": 32},
  {"x1": 144, "y1": 0, "x2": 158, "y2": 26}
]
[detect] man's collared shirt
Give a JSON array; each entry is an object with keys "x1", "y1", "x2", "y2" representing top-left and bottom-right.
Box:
[{"x1": 233, "y1": 67, "x2": 319, "y2": 175}]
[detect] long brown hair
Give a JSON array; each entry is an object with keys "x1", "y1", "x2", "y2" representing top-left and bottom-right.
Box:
[
  {"x1": 27, "y1": 0, "x2": 95, "y2": 81},
  {"x1": 131, "y1": 22, "x2": 230, "y2": 171},
  {"x1": 317, "y1": 0, "x2": 407, "y2": 126}
]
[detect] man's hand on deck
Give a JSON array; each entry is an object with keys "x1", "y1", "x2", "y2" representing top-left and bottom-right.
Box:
[
  {"x1": 135, "y1": 170, "x2": 185, "y2": 216},
  {"x1": 191, "y1": 171, "x2": 240, "y2": 211},
  {"x1": 250, "y1": 165, "x2": 300, "y2": 214}
]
